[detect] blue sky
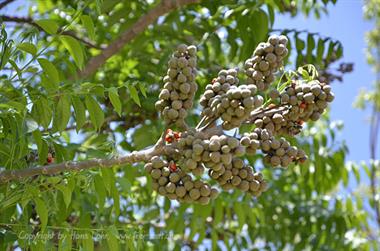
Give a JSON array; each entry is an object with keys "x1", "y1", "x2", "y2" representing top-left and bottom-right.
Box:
[
  {"x1": 274, "y1": 1, "x2": 376, "y2": 161},
  {"x1": 3, "y1": 1, "x2": 376, "y2": 161}
]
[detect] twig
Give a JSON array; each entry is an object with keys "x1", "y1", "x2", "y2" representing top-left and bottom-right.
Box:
[
  {"x1": 195, "y1": 115, "x2": 207, "y2": 129},
  {"x1": 199, "y1": 117, "x2": 217, "y2": 132},
  {"x1": 77, "y1": 0, "x2": 199, "y2": 79},
  {"x1": 0, "y1": 15, "x2": 100, "y2": 49},
  {"x1": 245, "y1": 105, "x2": 289, "y2": 124}
]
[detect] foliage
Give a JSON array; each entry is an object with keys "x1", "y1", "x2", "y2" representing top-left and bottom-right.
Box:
[
  {"x1": 352, "y1": 0, "x2": 380, "y2": 248},
  {"x1": 0, "y1": 0, "x2": 374, "y2": 250}
]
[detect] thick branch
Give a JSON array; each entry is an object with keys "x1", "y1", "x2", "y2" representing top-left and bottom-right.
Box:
[
  {"x1": 0, "y1": 123, "x2": 224, "y2": 184},
  {"x1": 0, "y1": 15, "x2": 101, "y2": 49},
  {"x1": 0, "y1": 144, "x2": 162, "y2": 184},
  {"x1": 0, "y1": 0, "x2": 14, "y2": 10},
  {"x1": 77, "y1": 0, "x2": 199, "y2": 79}
]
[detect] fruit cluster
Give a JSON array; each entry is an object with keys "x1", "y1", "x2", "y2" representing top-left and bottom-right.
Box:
[
  {"x1": 244, "y1": 35, "x2": 289, "y2": 91},
  {"x1": 177, "y1": 131, "x2": 246, "y2": 176},
  {"x1": 213, "y1": 158, "x2": 268, "y2": 197},
  {"x1": 200, "y1": 69, "x2": 240, "y2": 116},
  {"x1": 241, "y1": 128, "x2": 306, "y2": 168},
  {"x1": 145, "y1": 156, "x2": 219, "y2": 204},
  {"x1": 149, "y1": 36, "x2": 335, "y2": 204},
  {"x1": 254, "y1": 79, "x2": 334, "y2": 135},
  {"x1": 155, "y1": 44, "x2": 198, "y2": 126},
  {"x1": 210, "y1": 84, "x2": 264, "y2": 130}
]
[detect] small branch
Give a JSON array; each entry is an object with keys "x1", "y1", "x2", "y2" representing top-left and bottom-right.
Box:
[
  {"x1": 199, "y1": 116, "x2": 217, "y2": 131},
  {"x1": 0, "y1": 144, "x2": 163, "y2": 184},
  {"x1": 245, "y1": 105, "x2": 289, "y2": 124},
  {"x1": 195, "y1": 115, "x2": 207, "y2": 130},
  {"x1": 77, "y1": 0, "x2": 199, "y2": 79},
  {"x1": 0, "y1": 0, "x2": 14, "y2": 10},
  {"x1": 0, "y1": 15, "x2": 101, "y2": 49}
]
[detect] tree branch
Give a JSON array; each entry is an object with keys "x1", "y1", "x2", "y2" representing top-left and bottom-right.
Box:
[
  {"x1": 0, "y1": 143, "x2": 163, "y2": 184},
  {"x1": 77, "y1": 0, "x2": 199, "y2": 79},
  {"x1": 0, "y1": 0, "x2": 14, "y2": 10},
  {"x1": 0, "y1": 15, "x2": 101, "y2": 49},
  {"x1": 0, "y1": 122, "x2": 224, "y2": 184}
]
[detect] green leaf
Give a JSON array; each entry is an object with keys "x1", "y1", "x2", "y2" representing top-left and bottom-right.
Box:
[
  {"x1": 306, "y1": 34, "x2": 315, "y2": 62},
  {"x1": 85, "y1": 95, "x2": 104, "y2": 130},
  {"x1": 58, "y1": 231, "x2": 72, "y2": 251},
  {"x1": 233, "y1": 202, "x2": 245, "y2": 229},
  {"x1": 82, "y1": 232, "x2": 94, "y2": 251},
  {"x1": 251, "y1": 9, "x2": 269, "y2": 44},
  {"x1": 127, "y1": 85, "x2": 141, "y2": 107},
  {"x1": 38, "y1": 58, "x2": 60, "y2": 85},
  {"x1": 95, "y1": 0, "x2": 103, "y2": 14},
  {"x1": 94, "y1": 175, "x2": 106, "y2": 212},
  {"x1": 34, "y1": 198, "x2": 48, "y2": 231},
  {"x1": 138, "y1": 83, "x2": 147, "y2": 98},
  {"x1": 38, "y1": 141, "x2": 48, "y2": 165},
  {"x1": 31, "y1": 97, "x2": 52, "y2": 128},
  {"x1": 316, "y1": 38, "x2": 325, "y2": 64},
  {"x1": 8, "y1": 60, "x2": 22, "y2": 79},
  {"x1": 35, "y1": 19, "x2": 59, "y2": 34},
  {"x1": 56, "y1": 184, "x2": 72, "y2": 208},
  {"x1": 60, "y1": 35, "x2": 84, "y2": 69},
  {"x1": 71, "y1": 96, "x2": 86, "y2": 132},
  {"x1": 40, "y1": 74, "x2": 58, "y2": 91},
  {"x1": 17, "y1": 42, "x2": 37, "y2": 55},
  {"x1": 81, "y1": 15, "x2": 96, "y2": 41},
  {"x1": 53, "y1": 94, "x2": 71, "y2": 132},
  {"x1": 295, "y1": 34, "x2": 305, "y2": 52},
  {"x1": 81, "y1": 82, "x2": 104, "y2": 96},
  {"x1": 108, "y1": 87, "x2": 122, "y2": 116},
  {"x1": 32, "y1": 130, "x2": 48, "y2": 165},
  {"x1": 336, "y1": 43, "x2": 343, "y2": 59},
  {"x1": 213, "y1": 199, "x2": 223, "y2": 226},
  {"x1": 106, "y1": 226, "x2": 120, "y2": 251}
]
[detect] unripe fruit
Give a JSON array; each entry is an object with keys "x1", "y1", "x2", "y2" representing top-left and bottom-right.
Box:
[
  {"x1": 184, "y1": 181, "x2": 194, "y2": 191},
  {"x1": 200, "y1": 185, "x2": 211, "y2": 196},
  {"x1": 169, "y1": 173, "x2": 180, "y2": 183},
  {"x1": 210, "y1": 188, "x2": 219, "y2": 199},
  {"x1": 151, "y1": 169, "x2": 162, "y2": 179},
  {"x1": 249, "y1": 180, "x2": 260, "y2": 192},
  {"x1": 176, "y1": 186, "x2": 187, "y2": 197},
  {"x1": 189, "y1": 188, "x2": 201, "y2": 200},
  {"x1": 198, "y1": 196, "x2": 210, "y2": 205},
  {"x1": 158, "y1": 176, "x2": 168, "y2": 186}
]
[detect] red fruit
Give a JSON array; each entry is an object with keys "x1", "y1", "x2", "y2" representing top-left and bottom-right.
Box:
[
  {"x1": 47, "y1": 153, "x2": 54, "y2": 164},
  {"x1": 173, "y1": 132, "x2": 180, "y2": 139},
  {"x1": 165, "y1": 135, "x2": 172, "y2": 143},
  {"x1": 299, "y1": 157, "x2": 307, "y2": 163},
  {"x1": 299, "y1": 102, "x2": 307, "y2": 109},
  {"x1": 297, "y1": 120, "x2": 304, "y2": 125},
  {"x1": 169, "y1": 162, "x2": 177, "y2": 172}
]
